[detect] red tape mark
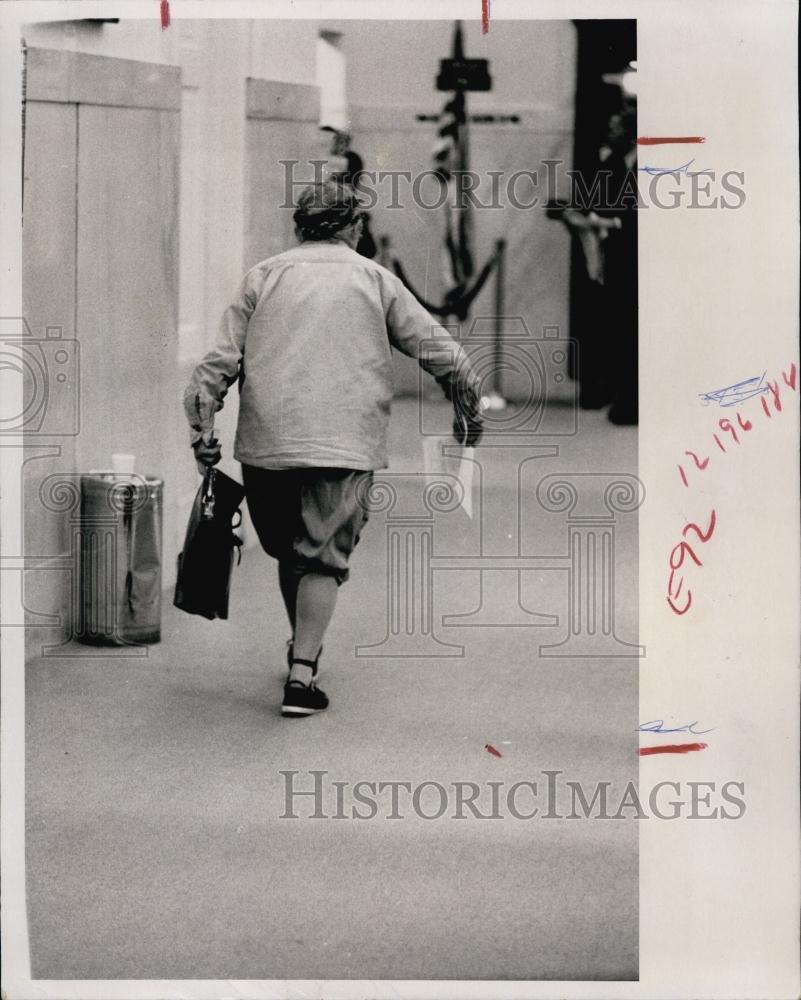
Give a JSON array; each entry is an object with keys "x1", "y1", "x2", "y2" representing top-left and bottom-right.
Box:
[
  {"x1": 481, "y1": 0, "x2": 490, "y2": 33},
  {"x1": 160, "y1": 0, "x2": 170, "y2": 29},
  {"x1": 637, "y1": 136, "x2": 706, "y2": 145},
  {"x1": 639, "y1": 742, "x2": 708, "y2": 756},
  {"x1": 484, "y1": 743, "x2": 502, "y2": 757}
]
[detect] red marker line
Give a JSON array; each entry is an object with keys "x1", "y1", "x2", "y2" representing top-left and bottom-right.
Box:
[
  {"x1": 160, "y1": 0, "x2": 170, "y2": 29},
  {"x1": 484, "y1": 743, "x2": 502, "y2": 757},
  {"x1": 637, "y1": 136, "x2": 705, "y2": 145},
  {"x1": 639, "y1": 742, "x2": 708, "y2": 756},
  {"x1": 481, "y1": 0, "x2": 490, "y2": 34}
]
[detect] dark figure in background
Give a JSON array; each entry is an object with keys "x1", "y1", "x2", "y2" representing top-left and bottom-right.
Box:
[
  {"x1": 558, "y1": 99, "x2": 638, "y2": 424},
  {"x1": 596, "y1": 102, "x2": 638, "y2": 425},
  {"x1": 320, "y1": 127, "x2": 378, "y2": 259}
]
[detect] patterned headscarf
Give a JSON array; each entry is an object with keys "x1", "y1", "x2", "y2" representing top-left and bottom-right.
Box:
[{"x1": 293, "y1": 181, "x2": 362, "y2": 241}]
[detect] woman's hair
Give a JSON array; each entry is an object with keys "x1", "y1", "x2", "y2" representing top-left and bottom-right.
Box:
[{"x1": 293, "y1": 180, "x2": 362, "y2": 241}]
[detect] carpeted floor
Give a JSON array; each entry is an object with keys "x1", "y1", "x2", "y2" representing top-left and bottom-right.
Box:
[{"x1": 26, "y1": 399, "x2": 639, "y2": 980}]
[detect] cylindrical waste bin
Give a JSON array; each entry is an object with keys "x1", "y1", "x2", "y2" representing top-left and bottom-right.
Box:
[{"x1": 76, "y1": 473, "x2": 163, "y2": 645}]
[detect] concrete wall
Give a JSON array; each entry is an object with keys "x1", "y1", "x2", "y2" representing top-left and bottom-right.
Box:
[
  {"x1": 19, "y1": 17, "x2": 578, "y2": 650},
  {"x1": 245, "y1": 79, "x2": 322, "y2": 268},
  {"x1": 22, "y1": 47, "x2": 182, "y2": 653}
]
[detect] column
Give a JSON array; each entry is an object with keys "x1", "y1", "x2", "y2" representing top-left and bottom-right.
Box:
[
  {"x1": 535, "y1": 473, "x2": 643, "y2": 657},
  {"x1": 355, "y1": 474, "x2": 464, "y2": 657}
]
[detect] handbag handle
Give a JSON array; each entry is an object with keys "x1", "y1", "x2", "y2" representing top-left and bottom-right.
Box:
[{"x1": 201, "y1": 467, "x2": 217, "y2": 520}]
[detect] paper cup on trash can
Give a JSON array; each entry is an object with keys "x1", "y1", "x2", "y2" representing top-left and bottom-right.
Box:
[{"x1": 111, "y1": 453, "x2": 135, "y2": 475}]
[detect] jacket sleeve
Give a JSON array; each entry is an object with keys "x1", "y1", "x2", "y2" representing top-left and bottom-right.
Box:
[
  {"x1": 384, "y1": 276, "x2": 480, "y2": 397},
  {"x1": 182, "y1": 268, "x2": 260, "y2": 445}
]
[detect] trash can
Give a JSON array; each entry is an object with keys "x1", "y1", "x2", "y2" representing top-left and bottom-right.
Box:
[{"x1": 76, "y1": 473, "x2": 163, "y2": 645}]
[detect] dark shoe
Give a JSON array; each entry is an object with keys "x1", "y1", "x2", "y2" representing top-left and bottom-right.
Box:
[
  {"x1": 608, "y1": 403, "x2": 638, "y2": 426},
  {"x1": 579, "y1": 387, "x2": 614, "y2": 409},
  {"x1": 282, "y1": 679, "x2": 329, "y2": 717},
  {"x1": 285, "y1": 640, "x2": 321, "y2": 681}
]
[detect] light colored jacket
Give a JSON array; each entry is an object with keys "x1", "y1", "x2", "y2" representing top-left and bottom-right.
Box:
[{"x1": 184, "y1": 241, "x2": 479, "y2": 470}]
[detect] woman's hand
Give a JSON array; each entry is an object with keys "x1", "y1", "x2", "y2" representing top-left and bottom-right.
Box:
[{"x1": 193, "y1": 433, "x2": 221, "y2": 473}]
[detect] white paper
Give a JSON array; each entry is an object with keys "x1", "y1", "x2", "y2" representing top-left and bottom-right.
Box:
[{"x1": 422, "y1": 434, "x2": 476, "y2": 519}]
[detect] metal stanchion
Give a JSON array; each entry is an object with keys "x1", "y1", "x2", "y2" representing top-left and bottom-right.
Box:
[{"x1": 485, "y1": 238, "x2": 508, "y2": 412}]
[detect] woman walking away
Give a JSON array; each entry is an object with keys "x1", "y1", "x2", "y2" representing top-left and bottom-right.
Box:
[{"x1": 185, "y1": 180, "x2": 482, "y2": 717}]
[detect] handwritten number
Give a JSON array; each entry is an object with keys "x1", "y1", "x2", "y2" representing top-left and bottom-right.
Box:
[
  {"x1": 667, "y1": 591, "x2": 692, "y2": 615},
  {"x1": 670, "y1": 364, "x2": 794, "y2": 619},
  {"x1": 684, "y1": 450, "x2": 709, "y2": 470},
  {"x1": 670, "y1": 540, "x2": 703, "y2": 570},
  {"x1": 682, "y1": 509, "x2": 716, "y2": 544},
  {"x1": 667, "y1": 511, "x2": 716, "y2": 617},
  {"x1": 718, "y1": 418, "x2": 739, "y2": 445},
  {"x1": 766, "y1": 379, "x2": 782, "y2": 413},
  {"x1": 667, "y1": 568, "x2": 684, "y2": 597}
]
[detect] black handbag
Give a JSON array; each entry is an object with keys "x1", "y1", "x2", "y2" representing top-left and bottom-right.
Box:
[{"x1": 173, "y1": 467, "x2": 245, "y2": 620}]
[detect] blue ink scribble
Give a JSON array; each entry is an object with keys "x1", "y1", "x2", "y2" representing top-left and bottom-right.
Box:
[
  {"x1": 699, "y1": 372, "x2": 769, "y2": 408},
  {"x1": 639, "y1": 159, "x2": 714, "y2": 177},
  {"x1": 639, "y1": 720, "x2": 716, "y2": 735}
]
